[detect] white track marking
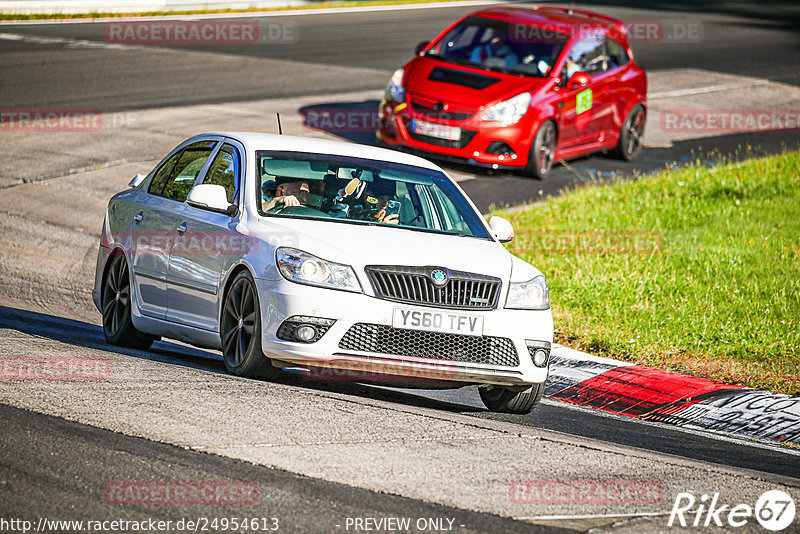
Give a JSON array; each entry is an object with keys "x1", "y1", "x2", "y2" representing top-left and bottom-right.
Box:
[
  {"x1": 0, "y1": 0, "x2": 513, "y2": 25},
  {"x1": 516, "y1": 512, "x2": 669, "y2": 521},
  {"x1": 649, "y1": 79, "x2": 772, "y2": 99}
]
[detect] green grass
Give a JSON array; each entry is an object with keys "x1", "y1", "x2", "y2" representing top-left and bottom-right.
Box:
[
  {"x1": 500, "y1": 152, "x2": 800, "y2": 394},
  {"x1": 0, "y1": 0, "x2": 467, "y2": 21}
]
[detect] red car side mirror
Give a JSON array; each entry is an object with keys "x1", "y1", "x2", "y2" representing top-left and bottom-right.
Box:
[{"x1": 568, "y1": 72, "x2": 591, "y2": 90}]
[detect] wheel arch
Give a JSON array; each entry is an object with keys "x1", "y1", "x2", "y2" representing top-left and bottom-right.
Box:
[{"x1": 218, "y1": 261, "x2": 259, "y2": 327}]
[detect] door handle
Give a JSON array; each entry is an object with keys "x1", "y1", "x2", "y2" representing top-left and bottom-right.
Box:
[
  {"x1": 176, "y1": 222, "x2": 187, "y2": 233},
  {"x1": 133, "y1": 211, "x2": 143, "y2": 223}
]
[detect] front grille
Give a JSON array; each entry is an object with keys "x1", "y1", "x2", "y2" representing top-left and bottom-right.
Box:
[
  {"x1": 339, "y1": 323, "x2": 519, "y2": 367},
  {"x1": 366, "y1": 266, "x2": 501, "y2": 310},
  {"x1": 410, "y1": 99, "x2": 473, "y2": 121},
  {"x1": 403, "y1": 118, "x2": 477, "y2": 148}
]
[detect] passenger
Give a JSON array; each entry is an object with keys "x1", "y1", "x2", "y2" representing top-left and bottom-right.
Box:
[{"x1": 362, "y1": 182, "x2": 400, "y2": 225}]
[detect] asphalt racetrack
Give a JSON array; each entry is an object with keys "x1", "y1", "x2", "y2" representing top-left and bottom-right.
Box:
[{"x1": 1, "y1": 1, "x2": 799, "y2": 532}]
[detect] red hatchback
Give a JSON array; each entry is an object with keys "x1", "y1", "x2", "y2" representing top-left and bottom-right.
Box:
[{"x1": 377, "y1": 6, "x2": 647, "y2": 178}]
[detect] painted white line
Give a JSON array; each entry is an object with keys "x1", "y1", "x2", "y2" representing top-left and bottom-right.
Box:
[
  {"x1": 649, "y1": 79, "x2": 772, "y2": 99},
  {"x1": 0, "y1": 30, "x2": 150, "y2": 50},
  {"x1": 0, "y1": 0, "x2": 509, "y2": 25},
  {"x1": 516, "y1": 512, "x2": 668, "y2": 521}
]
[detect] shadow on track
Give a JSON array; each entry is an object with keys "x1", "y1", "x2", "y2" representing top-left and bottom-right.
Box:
[{"x1": 0, "y1": 305, "x2": 482, "y2": 414}]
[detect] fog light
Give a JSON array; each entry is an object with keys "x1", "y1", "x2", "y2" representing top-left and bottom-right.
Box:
[
  {"x1": 294, "y1": 325, "x2": 317, "y2": 342},
  {"x1": 526, "y1": 340, "x2": 551, "y2": 368}
]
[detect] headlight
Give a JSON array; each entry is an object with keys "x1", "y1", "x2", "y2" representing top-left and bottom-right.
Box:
[
  {"x1": 276, "y1": 248, "x2": 362, "y2": 293},
  {"x1": 481, "y1": 92, "x2": 531, "y2": 126},
  {"x1": 506, "y1": 275, "x2": 550, "y2": 310},
  {"x1": 384, "y1": 68, "x2": 405, "y2": 103}
]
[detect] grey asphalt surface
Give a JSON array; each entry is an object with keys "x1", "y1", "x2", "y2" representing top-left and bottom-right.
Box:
[
  {"x1": 2, "y1": 1, "x2": 800, "y2": 530},
  {"x1": 3, "y1": 1, "x2": 799, "y2": 210},
  {"x1": 1, "y1": 403, "x2": 561, "y2": 534}
]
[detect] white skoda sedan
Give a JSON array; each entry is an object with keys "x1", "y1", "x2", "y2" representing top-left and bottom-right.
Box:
[{"x1": 93, "y1": 133, "x2": 553, "y2": 413}]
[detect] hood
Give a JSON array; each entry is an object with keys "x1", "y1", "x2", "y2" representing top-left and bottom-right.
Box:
[
  {"x1": 254, "y1": 217, "x2": 513, "y2": 284},
  {"x1": 405, "y1": 56, "x2": 550, "y2": 112}
]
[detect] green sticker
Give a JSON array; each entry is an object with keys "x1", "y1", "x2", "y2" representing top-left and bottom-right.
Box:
[{"x1": 576, "y1": 88, "x2": 593, "y2": 115}]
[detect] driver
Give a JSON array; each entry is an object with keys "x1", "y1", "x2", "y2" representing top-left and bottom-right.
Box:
[
  {"x1": 262, "y1": 180, "x2": 310, "y2": 211},
  {"x1": 469, "y1": 36, "x2": 519, "y2": 69}
]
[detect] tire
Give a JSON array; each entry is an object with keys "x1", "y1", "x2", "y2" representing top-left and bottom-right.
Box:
[
  {"x1": 220, "y1": 270, "x2": 278, "y2": 379},
  {"x1": 525, "y1": 120, "x2": 557, "y2": 179},
  {"x1": 101, "y1": 254, "x2": 156, "y2": 350},
  {"x1": 613, "y1": 104, "x2": 645, "y2": 161},
  {"x1": 479, "y1": 383, "x2": 544, "y2": 414}
]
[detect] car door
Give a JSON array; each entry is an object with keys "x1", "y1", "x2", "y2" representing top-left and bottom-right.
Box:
[
  {"x1": 132, "y1": 139, "x2": 218, "y2": 320},
  {"x1": 166, "y1": 140, "x2": 245, "y2": 331},
  {"x1": 555, "y1": 32, "x2": 613, "y2": 148}
]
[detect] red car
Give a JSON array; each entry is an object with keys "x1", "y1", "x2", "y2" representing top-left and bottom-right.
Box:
[{"x1": 377, "y1": 6, "x2": 647, "y2": 179}]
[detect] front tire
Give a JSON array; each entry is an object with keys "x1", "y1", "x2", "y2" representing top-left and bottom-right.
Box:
[
  {"x1": 101, "y1": 254, "x2": 155, "y2": 350},
  {"x1": 613, "y1": 104, "x2": 645, "y2": 161},
  {"x1": 479, "y1": 384, "x2": 544, "y2": 414},
  {"x1": 525, "y1": 120, "x2": 557, "y2": 179},
  {"x1": 221, "y1": 270, "x2": 278, "y2": 379}
]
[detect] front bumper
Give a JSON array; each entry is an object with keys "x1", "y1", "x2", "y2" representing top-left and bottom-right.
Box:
[
  {"x1": 255, "y1": 277, "x2": 553, "y2": 388},
  {"x1": 377, "y1": 101, "x2": 534, "y2": 170}
]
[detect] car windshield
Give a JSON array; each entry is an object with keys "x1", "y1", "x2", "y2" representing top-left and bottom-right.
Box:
[
  {"x1": 425, "y1": 16, "x2": 569, "y2": 77},
  {"x1": 255, "y1": 151, "x2": 492, "y2": 240}
]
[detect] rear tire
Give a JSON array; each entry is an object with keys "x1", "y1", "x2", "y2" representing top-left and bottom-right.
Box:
[
  {"x1": 221, "y1": 270, "x2": 279, "y2": 379},
  {"x1": 613, "y1": 105, "x2": 645, "y2": 161},
  {"x1": 479, "y1": 384, "x2": 544, "y2": 414},
  {"x1": 524, "y1": 120, "x2": 557, "y2": 179},
  {"x1": 101, "y1": 254, "x2": 156, "y2": 350}
]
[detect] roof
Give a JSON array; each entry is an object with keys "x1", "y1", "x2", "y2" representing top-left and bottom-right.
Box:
[
  {"x1": 469, "y1": 5, "x2": 625, "y2": 34},
  {"x1": 199, "y1": 132, "x2": 443, "y2": 172}
]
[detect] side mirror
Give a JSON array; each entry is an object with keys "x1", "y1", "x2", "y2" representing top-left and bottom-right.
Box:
[
  {"x1": 488, "y1": 216, "x2": 514, "y2": 243},
  {"x1": 128, "y1": 173, "x2": 147, "y2": 188},
  {"x1": 568, "y1": 72, "x2": 591, "y2": 90},
  {"x1": 415, "y1": 41, "x2": 429, "y2": 55},
  {"x1": 187, "y1": 184, "x2": 238, "y2": 216}
]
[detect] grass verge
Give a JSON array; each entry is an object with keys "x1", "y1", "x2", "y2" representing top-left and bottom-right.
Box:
[
  {"x1": 0, "y1": 0, "x2": 472, "y2": 21},
  {"x1": 500, "y1": 152, "x2": 800, "y2": 395}
]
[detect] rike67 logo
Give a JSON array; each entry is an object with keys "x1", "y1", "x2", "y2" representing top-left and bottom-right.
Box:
[{"x1": 669, "y1": 490, "x2": 795, "y2": 531}]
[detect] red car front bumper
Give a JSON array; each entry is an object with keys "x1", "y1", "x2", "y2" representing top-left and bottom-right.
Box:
[{"x1": 376, "y1": 100, "x2": 537, "y2": 170}]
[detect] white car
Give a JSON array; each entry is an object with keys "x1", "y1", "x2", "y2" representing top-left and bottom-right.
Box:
[{"x1": 93, "y1": 132, "x2": 553, "y2": 414}]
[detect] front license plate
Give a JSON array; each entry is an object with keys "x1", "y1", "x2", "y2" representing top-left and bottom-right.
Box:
[
  {"x1": 410, "y1": 119, "x2": 461, "y2": 141},
  {"x1": 392, "y1": 308, "x2": 484, "y2": 337}
]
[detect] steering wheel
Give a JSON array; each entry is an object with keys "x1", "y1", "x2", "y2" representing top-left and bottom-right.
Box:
[{"x1": 267, "y1": 204, "x2": 333, "y2": 218}]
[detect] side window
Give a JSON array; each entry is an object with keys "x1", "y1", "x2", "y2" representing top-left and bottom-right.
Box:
[
  {"x1": 161, "y1": 147, "x2": 214, "y2": 202},
  {"x1": 202, "y1": 144, "x2": 240, "y2": 203},
  {"x1": 565, "y1": 34, "x2": 608, "y2": 78},
  {"x1": 606, "y1": 38, "x2": 630, "y2": 69},
  {"x1": 148, "y1": 152, "x2": 180, "y2": 196}
]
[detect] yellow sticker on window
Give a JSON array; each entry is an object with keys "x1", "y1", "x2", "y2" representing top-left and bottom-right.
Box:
[{"x1": 576, "y1": 88, "x2": 593, "y2": 115}]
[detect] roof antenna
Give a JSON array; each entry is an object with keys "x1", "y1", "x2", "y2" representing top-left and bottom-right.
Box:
[{"x1": 276, "y1": 113, "x2": 283, "y2": 135}]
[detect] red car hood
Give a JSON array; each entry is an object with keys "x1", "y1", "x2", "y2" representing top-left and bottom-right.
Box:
[{"x1": 405, "y1": 56, "x2": 549, "y2": 112}]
